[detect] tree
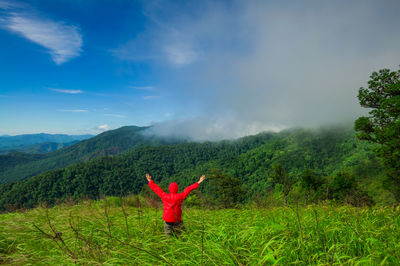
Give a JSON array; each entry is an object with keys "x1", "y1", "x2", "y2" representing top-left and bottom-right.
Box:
[
  {"x1": 300, "y1": 169, "x2": 324, "y2": 192},
  {"x1": 208, "y1": 169, "x2": 246, "y2": 208},
  {"x1": 300, "y1": 169, "x2": 325, "y2": 202},
  {"x1": 328, "y1": 171, "x2": 373, "y2": 206},
  {"x1": 271, "y1": 163, "x2": 294, "y2": 206},
  {"x1": 355, "y1": 67, "x2": 400, "y2": 202}
]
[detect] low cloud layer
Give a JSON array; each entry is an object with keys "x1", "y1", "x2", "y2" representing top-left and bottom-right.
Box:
[
  {"x1": 145, "y1": 117, "x2": 285, "y2": 141},
  {"x1": 96, "y1": 124, "x2": 109, "y2": 132},
  {"x1": 119, "y1": 0, "x2": 400, "y2": 140}
]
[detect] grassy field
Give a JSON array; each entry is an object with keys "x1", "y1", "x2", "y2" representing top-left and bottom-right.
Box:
[{"x1": 0, "y1": 198, "x2": 399, "y2": 265}]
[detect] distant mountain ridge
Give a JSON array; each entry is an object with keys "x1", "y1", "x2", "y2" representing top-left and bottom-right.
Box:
[
  {"x1": 0, "y1": 126, "x2": 181, "y2": 183},
  {"x1": 0, "y1": 133, "x2": 93, "y2": 152},
  {"x1": 0, "y1": 141, "x2": 81, "y2": 155}
]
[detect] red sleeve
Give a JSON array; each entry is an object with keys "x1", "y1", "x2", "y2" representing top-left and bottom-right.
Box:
[
  {"x1": 149, "y1": 180, "x2": 167, "y2": 199},
  {"x1": 181, "y1": 182, "x2": 199, "y2": 200}
]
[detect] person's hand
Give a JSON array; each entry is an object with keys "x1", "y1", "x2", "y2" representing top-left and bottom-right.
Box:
[
  {"x1": 198, "y1": 175, "x2": 205, "y2": 184},
  {"x1": 146, "y1": 173, "x2": 152, "y2": 182}
]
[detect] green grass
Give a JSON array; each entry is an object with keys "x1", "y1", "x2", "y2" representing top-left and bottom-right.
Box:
[{"x1": 0, "y1": 198, "x2": 399, "y2": 265}]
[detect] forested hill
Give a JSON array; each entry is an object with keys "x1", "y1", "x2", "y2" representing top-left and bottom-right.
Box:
[
  {"x1": 0, "y1": 125, "x2": 388, "y2": 211},
  {"x1": 0, "y1": 126, "x2": 181, "y2": 183}
]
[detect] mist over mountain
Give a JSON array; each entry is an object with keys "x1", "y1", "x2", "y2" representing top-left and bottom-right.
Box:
[
  {"x1": 122, "y1": 0, "x2": 400, "y2": 141},
  {"x1": 142, "y1": 119, "x2": 358, "y2": 142},
  {"x1": 143, "y1": 118, "x2": 285, "y2": 142}
]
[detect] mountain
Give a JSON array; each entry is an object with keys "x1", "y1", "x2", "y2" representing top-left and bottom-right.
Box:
[
  {"x1": 0, "y1": 133, "x2": 93, "y2": 151},
  {"x1": 0, "y1": 126, "x2": 179, "y2": 183},
  {"x1": 0, "y1": 125, "x2": 388, "y2": 211},
  {"x1": 0, "y1": 141, "x2": 81, "y2": 155}
]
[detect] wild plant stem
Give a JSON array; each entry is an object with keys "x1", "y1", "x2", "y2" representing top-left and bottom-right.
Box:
[
  {"x1": 296, "y1": 201, "x2": 303, "y2": 241},
  {"x1": 120, "y1": 197, "x2": 130, "y2": 240}
]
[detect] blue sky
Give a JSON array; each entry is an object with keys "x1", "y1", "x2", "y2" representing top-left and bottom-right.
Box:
[
  {"x1": 0, "y1": 0, "x2": 184, "y2": 135},
  {"x1": 0, "y1": 0, "x2": 399, "y2": 139}
]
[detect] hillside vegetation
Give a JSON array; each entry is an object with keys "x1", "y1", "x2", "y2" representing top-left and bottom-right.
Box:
[
  {"x1": 0, "y1": 125, "x2": 393, "y2": 211},
  {"x1": 0, "y1": 198, "x2": 399, "y2": 264}
]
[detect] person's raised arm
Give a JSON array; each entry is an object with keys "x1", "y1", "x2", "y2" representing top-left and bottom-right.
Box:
[
  {"x1": 182, "y1": 175, "x2": 205, "y2": 199},
  {"x1": 198, "y1": 175, "x2": 205, "y2": 184},
  {"x1": 146, "y1": 173, "x2": 166, "y2": 199}
]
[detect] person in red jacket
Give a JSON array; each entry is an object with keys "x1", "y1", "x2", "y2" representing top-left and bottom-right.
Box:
[{"x1": 146, "y1": 173, "x2": 205, "y2": 236}]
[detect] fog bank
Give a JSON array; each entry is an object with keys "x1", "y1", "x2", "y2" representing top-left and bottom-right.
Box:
[{"x1": 123, "y1": 0, "x2": 400, "y2": 140}]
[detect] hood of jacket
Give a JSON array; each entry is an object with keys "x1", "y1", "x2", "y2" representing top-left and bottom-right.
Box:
[{"x1": 169, "y1": 182, "x2": 178, "y2": 194}]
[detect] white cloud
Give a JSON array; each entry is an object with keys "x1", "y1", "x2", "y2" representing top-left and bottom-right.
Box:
[
  {"x1": 112, "y1": 23, "x2": 198, "y2": 66},
  {"x1": 104, "y1": 114, "x2": 125, "y2": 118},
  {"x1": 129, "y1": 86, "x2": 155, "y2": 91},
  {"x1": 115, "y1": 40, "x2": 198, "y2": 66},
  {"x1": 57, "y1": 109, "x2": 88, "y2": 113},
  {"x1": 51, "y1": 88, "x2": 84, "y2": 94},
  {"x1": 111, "y1": 37, "x2": 161, "y2": 62},
  {"x1": 0, "y1": 0, "x2": 20, "y2": 10},
  {"x1": 1, "y1": 4, "x2": 83, "y2": 65},
  {"x1": 142, "y1": 95, "x2": 160, "y2": 100},
  {"x1": 164, "y1": 44, "x2": 198, "y2": 66},
  {"x1": 96, "y1": 124, "x2": 109, "y2": 131}
]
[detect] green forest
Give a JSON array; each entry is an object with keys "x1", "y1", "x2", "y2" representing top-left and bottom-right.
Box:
[{"x1": 0, "y1": 124, "x2": 394, "y2": 211}]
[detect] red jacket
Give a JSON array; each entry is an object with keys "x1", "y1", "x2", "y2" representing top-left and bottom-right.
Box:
[{"x1": 149, "y1": 180, "x2": 199, "y2": 222}]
